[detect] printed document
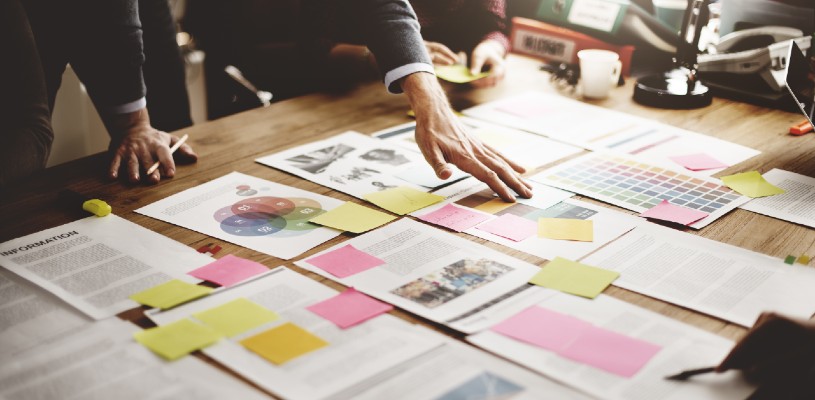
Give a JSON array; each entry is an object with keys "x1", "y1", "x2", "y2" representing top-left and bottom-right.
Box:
[
  {"x1": 0, "y1": 215, "x2": 212, "y2": 319},
  {"x1": 740, "y1": 168, "x2": 815, "y2": 228}
]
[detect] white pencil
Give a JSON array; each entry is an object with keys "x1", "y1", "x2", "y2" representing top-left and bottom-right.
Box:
[{"x1": 146, "y1": 133, "x2": 189, "y2": 175}]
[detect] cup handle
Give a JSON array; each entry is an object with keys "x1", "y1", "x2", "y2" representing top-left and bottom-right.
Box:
[{"x1": 611, "y1": 60, "x2": 622, "y2": 85}]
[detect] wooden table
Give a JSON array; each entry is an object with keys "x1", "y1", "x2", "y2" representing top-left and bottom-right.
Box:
[{"x1": 2, "y1": 54, "x2": 813, "y2": 394}]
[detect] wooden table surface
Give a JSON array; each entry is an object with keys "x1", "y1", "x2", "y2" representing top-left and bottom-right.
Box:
[{"x1": 2, "y1": 54, "x2": 814, "y2": 393}]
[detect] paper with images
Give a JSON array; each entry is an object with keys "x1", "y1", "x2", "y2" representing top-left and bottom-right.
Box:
[
  {"x1": 413, "y1": 179, "x2": 641, "y2": 261},
  {"x1": 531, "y1": 152, "x2": 749, "y2": 229},
  {"x1": 468, "y1": 292, "x2": 756, "y2": 400},
  {"x1": 147, "y1": 266, "x2": 443, "y2": 400},
  {"x1": 372, "y1": 118, "x2": 584, "y2": 172},
  {"x1": 740, "y1": 169, "x2": 815, "y2": 228},
  {"x1": 0, "y1": 319, "x2": 269, "y2": 400},
  {"x1": 0, "y1": 214, "x2": 212, "y2": 320},
  {"x1": 255, "y1": 131, "x2": 464, "y2": 199},
  {"x1": 463, "y1": 91, "x2": 759, "y2": 175},
  {"x1": 582, "y1": 223, "x2": 815, "y2": 327},
  {"x1": 0, "y1": 269, "x2": 91, "y2": 359},
  {"x1": 296, "y1": 219, "x2": 555, "y2": 334},
  {"x1": 135, "y1": 172, "x2": 343, "y2": 260}
]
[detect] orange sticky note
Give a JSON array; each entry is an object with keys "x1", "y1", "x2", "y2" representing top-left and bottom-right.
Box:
[{"x1": 240, "y1": 323, "x2": 328, "y2": 365}]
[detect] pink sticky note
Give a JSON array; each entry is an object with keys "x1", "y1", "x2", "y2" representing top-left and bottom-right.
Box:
[
  {"x1": 492, "y1": 306, "x2": 592, "y2": 352},
  {"x1": 306, "y1": 245, "x2": 385, "y2": 278},
  {"x1": 495, "y1": 100, "x2": 550, "y2": 119},
  {"x1": 306, "y1": 288, "x2": 393, "y2": 329},
  {"x1": 669, "y1": 153, "x2": 729, "y2": 171},
  {"x1": 475, "y1": 214, "x2": 537, "y2": 242},
  {"x1": 640, "y1": 200, "x2": 709, "y2": 225},
  {"x1": 560, "y1": 327, "x2": 662, "y2": 377},
  {"x1": 418, "y1": 204, "x2": 491, "y2": 232},
  {"x1": 188, "y1": 255, "x2": 269, "y2": 287}
]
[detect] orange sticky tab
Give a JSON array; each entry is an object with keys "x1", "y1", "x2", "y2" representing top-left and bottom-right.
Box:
[{"x1": 789, "y1": 119, "x2": 813, "y2": 135}]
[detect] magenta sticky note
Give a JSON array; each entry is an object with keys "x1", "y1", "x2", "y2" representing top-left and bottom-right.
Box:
[
  {"x1": 669, "y1": 153, "x2": 729, "y2": 171},
  {"x1": 475, "y1": 214, "x2": 537, "y2": 242},
  {"x1": 640, "y1": 200, "x2": 709, "y2": 225},
  {"x1": 418, "y1": 204, "x2": 491, "y2": 232},
  {"x1": 492, "y1": 306, "x2": 592, "y2": 352},
  {"x1": 495, "y1": 101, "x2": 550, "y2": 119},
  {"x1": 306, "y1": 288, "x2": 393, "y2": 329},
  {"x1": 188, "y1": 255, "x2": 269, "y2": 287},
  {"x1": 560, "y1": 327, "x2": 662, "y2": 377},
  {"x1": 305, "y1": 245, "x2": 385, "y2": 278}
]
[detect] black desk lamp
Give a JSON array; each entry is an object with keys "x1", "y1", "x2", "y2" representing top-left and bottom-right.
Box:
[{"x1": 634, "y1": 0, "x2": 713, "y2": 108}]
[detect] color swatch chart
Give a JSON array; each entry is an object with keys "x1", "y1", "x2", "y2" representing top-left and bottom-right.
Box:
[{"x1": 532, "y1": 153, "x2": 749, "y2": 229}]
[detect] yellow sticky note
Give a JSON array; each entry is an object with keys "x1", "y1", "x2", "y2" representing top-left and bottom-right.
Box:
[
  {"x1": 538, "y1": 218, "x2": 594, "y2": 242},
  {"x1": 134, "y1": 319, "x2": 222, "y2": 360},
  {"x1": 129, "y1": 279, "x2": 213, "y2": 310},
  {"x1": 363, "y1": 186, "x2": 444, "y2": 215},
  {"x1": 435, "y1": 65, "x2": 490, "y2": 84},
  {"x1": 798, "y1": 255, "x2": 811, "y2": 265},
  {"x1": 720, "y1": 171, "x2": 785, "y2": 198},
  {"x1": 473, "y1": 198, "x2": 515, "y2": 214},
  {"x1": 193, "y1": 298, "x2": 279, "y2": 337},
  {"x1": 529, "y1": 257, "x2": 619, "y2": 299},
  {"x1": 240, "y1": 323, "x2": 328, "y2": 365},
  {"x1": 308, "y1": 201, "x2": 396, "y2": 233}
]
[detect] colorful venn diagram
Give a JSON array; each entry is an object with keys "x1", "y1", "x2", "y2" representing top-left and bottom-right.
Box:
[{"x1": 214, "y1": 191, "x2": 326, "y2": 237}]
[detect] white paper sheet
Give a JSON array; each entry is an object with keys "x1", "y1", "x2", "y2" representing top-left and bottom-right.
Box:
[
  {"x1": 256, "y1": 131, "x2": 466, "y2": 198},
  {"x1": 148, "y1": 266, "x2": 443, "y2": 400},
  {"x1": 296, "y1": 219, "x2": 553, "y2": 334},
  {"x1": 468, "y1": 292, "x2": 756, "y2": 400},
  {"x1": 413, "y1": 179, "x2": 641, "y2": 261},
  {"x1": 0, "y1": 215, "x2": 212, "y2": 320},
  {"x1": 372, "y1": 117, "x2": 584, "y2": 171},
  {"x1": 0, "y1": 319, "x2": 268, "y2": 400},
  {"x1": 582, "y1": 223, "x2": 815, "y2": 326},
  {"x1": 463, "y1": 92, "x2": 760, "y2": 175},
  {"x1": 136, "y1": 172, "x2": 344, "y2": 260},
  {"x1": 531, "y1": 152, "x2": 750, "y2": 229},
  {"x1": 740, "y1": 168, "x2": 815, "y2": 228},
  {"x1": 0, "y1": 269, "x2": 91, "y2": 359}
]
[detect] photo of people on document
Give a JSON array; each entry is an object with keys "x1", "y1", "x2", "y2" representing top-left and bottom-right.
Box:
[{"x1": 391, "y1": 259, "x2": 514, "y2": 308}]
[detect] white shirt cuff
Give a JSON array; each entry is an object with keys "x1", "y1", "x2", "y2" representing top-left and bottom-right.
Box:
[
  {"x1": 385, "y1": 63, "x2": 435, "y2": 94},
  {"x1": 108, "y1": 97, "x2": 146, "y2": 114}
]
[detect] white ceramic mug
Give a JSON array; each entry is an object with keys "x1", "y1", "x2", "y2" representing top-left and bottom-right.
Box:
[{"x1": 577, "y1": 49, "x2": 622, "y2": 99}]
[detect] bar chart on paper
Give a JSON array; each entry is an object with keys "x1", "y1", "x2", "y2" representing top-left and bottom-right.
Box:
[{"x1": 532, "y1": 153, "x2": 749, "y2": 228}]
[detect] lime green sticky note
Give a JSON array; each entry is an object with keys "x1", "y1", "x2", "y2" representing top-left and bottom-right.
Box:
[
  {"x1": 308, "y1": 201, "x2": 396, "y2": 233},
  {"x1": 538, "y1": 218, "x2": 594, "y2": 242},
  {"x1": 529, "y1": 257, "x2": 619, "y2": 299},
  {"x1": 240, "y1": 322, "x2": 328, "y2": 365},
  {"x1": 193, "y1": 298, "x2": 280, "y2": 337},
  {"x1": 435, "y1": 65, "x2": 490, "y2": 84},
  {"x1": 363, "y1": 186, "x2": 444, "y2": 215},
  {"x1": 134, "y1": 319, "x2": 222, "y2": 360},
  {"x1": 720, "y1": 171, "x2": 785, "y2": 198},
  {"x1": 129, "y1": 279, "x2": 213, "y2": 310}
]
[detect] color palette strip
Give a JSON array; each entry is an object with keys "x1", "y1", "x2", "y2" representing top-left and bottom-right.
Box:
[{"x1": 532, "y1": 153, "x2": 749, "y2": 229}]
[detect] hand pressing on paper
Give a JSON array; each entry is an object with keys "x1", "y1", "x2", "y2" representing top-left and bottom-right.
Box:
[
  {"x1": 469, "y1": 39, "x2": 507, "y2": 88},
  {"x1": 424, "y1": 40, "x2": 459, "y2": 66},
  {"x1": 105, "y1": 108, "x2": 197, "y2": 184},
  {"x1": 717, "y1": 312, "x2": 815, "y2": 399},
  {"x1": 401, "y1": 72, "x2": 532, "y2": 202}
]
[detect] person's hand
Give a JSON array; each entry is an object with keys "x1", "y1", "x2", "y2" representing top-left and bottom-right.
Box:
[
  {"x1": 469, "y1": 39, "x2": 507, "y2": 88},
  {"x1": 424, "y1": 40, "x2": 458, "y2": 66},
  {"x1": 717, "y1": 312, "x2": 815, "y2": 396},
  {"x1": 401, "y1": 72, "x2": 532, "y2": 202},
  {"x1": 105, "y1": 108, "x2": 197, "y2": 183}
]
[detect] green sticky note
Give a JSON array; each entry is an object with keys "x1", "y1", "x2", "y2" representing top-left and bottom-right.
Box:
[
  {"x1": 529, "y1": 257, "x2": 620, "y2": 299},
  {"x1": 720, "y1": 171, "x2": 785, "y2": 198},
  {"x1": 240, "y1": 322, "x2": 328, "y2": 365},
  {"x1": 784, "y1": 255, "x2": 796, "y2": 265},
  {"x1": 129, "y1": 279, "x2": 213, "y2": 310},
  {"x1": 193, "y1": 298, "x2": 280, "y2": 337},
  {"x1": 435, "y1": 65, "x2": 490, "y2": 84},
  {"x1": 134, "y1": 319, "x2": 222, "y2": 360},
  {"x1": 308, "y1": 201, "x2": 396, "y2": 233},
  {"x1": 363, "y1": 186, "x2": 444, "y2": 215}
]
